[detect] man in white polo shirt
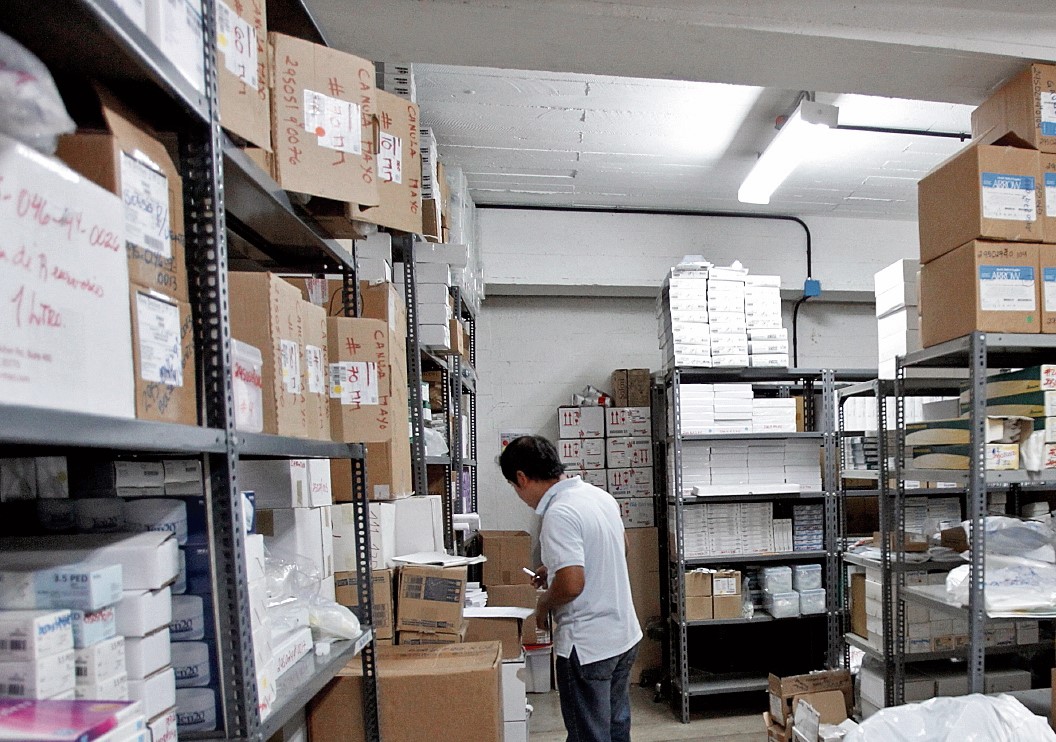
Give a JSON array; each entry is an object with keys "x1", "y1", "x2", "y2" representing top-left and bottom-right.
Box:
[{"x1": 500, "y1": 435, "x2": 642, "y2": 742}]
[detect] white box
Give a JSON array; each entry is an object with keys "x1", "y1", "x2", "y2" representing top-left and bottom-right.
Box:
[
  {"x1": 749, "y1": 340, "x2": 789, "y2": 355},
  {"x1": 318, "y1": 506, "x2": 334, "y2": 578},
  {"x1": 245, "y1": 533, "x2": 267, "y2": 584},
  {"x1": 419, "y1": 302, "x2": 452, "y2": 326},
  {"x1": 146, "y1": 0, "x2": 205, "y2": 92},
  {"x1": 238, "y1": 460, "x2": 312, "y2": 509},
  {"x1": 271, "y1": 627, "x2": 313, "y2": 679},
  {"x1": 124, "y1": 628, "x2": 171, "y2": 680},
  {"x1": 129, "y1": 666, "x2": 177, "y2": 722},
  {"x1": 0, "y1": 610, "x2": 73, "y2": 661},
  {"x1": 605, "y1": 438, "x2": 652, "y2": 469},
  {"x1": 504, "y1": 720, "x2": 528, "y2": 742},
  {"x1": 1016, "y1": 620, "x2": 1040, "y2": 644},
  {"x1": 748, "y1": 328, "x2": 788, "y2": 341},
  {"x1": 414, "y1": 262, "x2": 451, "y2": 284},
  {"x1": 0, "y1": 562, "x2": 123, "y2": 612},
  {"x1": 607, "y1": 468, "x2": 653, "y2": 498},
  {"x1": 558, "y1": 406, "x2": 605, "y2": 439},
  {"x1": 306, "y1": 459, "x2": 333, "y2": 507},
  {"x1": 163, "y1": 460, "x2": 202, "y2": 485},
  {"x1": 393, "y1": 496, "x2": 443, "y2": 557},
  {"x1": 502, "y1": 660, "x2": 528, "y2": 721},
  {"x1": 874, "y1": 259, "x2": 920, "y2": 317},
  {"x1": 148, "y1": 707, "x2": 178, "y2": 742},
  {"x1": 605, "y1": 408, "x2": 652, "y2": 437},
  {"x1": 258, "y1": 507, "x2": 326, "y2": 579},
  {"x1": 0, "y1": 647, "x2": 75, "y2": 698},
  {"x1": 417, "y1": 283, "x2": 452, "y2": 304},
  {"x1": 750, "y1": 354, "x2": 789, "y2": 368},
  {"x1": 617, "y1": 498, "x2": 654, "y2": 528},
  {"x1": 75, "y1": 670, "x2": 128, "y2": 701},
  {"x1": 71, "y1": 607, "x2": 117, "y2": 649},
  {"x1": 75, "y1": 635, "x2": 125, "y2": 683},
  {"x1": 0, "y1": 134, "x2": 134, "y2": 419},
  {"x1": 558, "y1": 438, "x2": 606, "y2": 470},
  {"x1": 175, "y1": 686, "x2": 218, "y2": 732},
  {"x1": 567, "y1": 469, "x2": 607, "y2": 487},
  {"x1": 419, "y1": 324, "x2": 451, "y2": 348},
  {"x1": 115, "y1": 587, "x2": 172, "y2": 637}
]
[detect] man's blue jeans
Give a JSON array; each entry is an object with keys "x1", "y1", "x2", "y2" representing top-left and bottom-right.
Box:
[{"x1": 555, "y1": 642, "x2": 639, "y2": 742}]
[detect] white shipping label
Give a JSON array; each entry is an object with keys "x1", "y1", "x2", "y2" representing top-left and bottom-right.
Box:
[
  {"x1": 328, "y1": 362, "x2": 379, "y2": 405},
  {"x1": 1041, "y1": 92, "x2": 1056, "y2": 137},
  {"x1": 978, "y1": 265, "x2": 1036, "y2": 312},
  {"x1": 1047, "y1": 173, "x2": 1056, "y2": 217},
  {"x1": 981, "y1": 172, "x2": 1037, "y2": 221},
  {"x1": 279, "y1": 339, "x2": 301, "y2": 394},
  {"x1": 305, "y1": 345, "x2": 324, "y2": 394},
  {"x1": 303, "y1": 90, "x2": 362, "y2": 154},
  {"x1": 119, "y1": 152, "x2": 170, "y2": 258},
  {"x1": 216, "y1": 0, "x2": 258, "y2": 90},
  {"x1": 378, "y1": 132, "x2": 403, "y2": 184},
  {"x1": 136, "y1": 293, "x2": 182, "y2": 386},
  {"x1": 1046, "y1": 268, "x2": 1056, "y2": 312}
]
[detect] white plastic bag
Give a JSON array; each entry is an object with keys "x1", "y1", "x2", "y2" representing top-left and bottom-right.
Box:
[
  {"x1": 265, "y1": 545, "x2": 362, "y2": 641},
  {"x1": 0, "y1": 31, "x2": 75, "y2": 153},
  {"x1": 844, "y1": 694, "x2": 1056, "y2": 741},
  {"x1": 946, "y1": 554, "x2": 1056, "y2": 614}
]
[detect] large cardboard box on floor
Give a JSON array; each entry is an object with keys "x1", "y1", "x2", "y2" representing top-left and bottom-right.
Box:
[
  {"x1": 309, "y1": 642, "x2": 503, "y2": 742},
  {"x1": 268, "y1": 33, "x2": 380, "y2": 236},
  {"x1": 396, "y1": 564, "x2": 467, "y2": 635},
  {"x1": 129, "y1": 284, "x2": 197, "y2": 425},
  {"x1": 358, "y1": 90, "x2": 423, "y2": 235},
  {"x1": 918, "y1": 144, "x2": 1043, "y2": 263},
  {"x1": 56, "y1": 88, "x2": 188, "y2": 302},
  {"x1": 480, "y1": 531, "x2": 532, "y2": 587},
  {"x1": 299, "y1": 300, "x2": 331, "y2": 439},
  {"x1": 972, "y1": 63, "x2": 1056, "y2": 154},
  {"x1": 229, "y1": 272, "x2": 308, "y2": 437},
  {"x1": 626, "y1": 528, "x2": 661, "y2": 684},
  {"x1": 215, "y1": 0, "x2": 271, "y2": 150},
  {"x1": 920, "y1": 240, "x2": 1041, "y2": 346}
]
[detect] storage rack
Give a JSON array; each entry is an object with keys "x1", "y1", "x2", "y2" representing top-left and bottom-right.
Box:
[
  {"x1": 0, "y1": 2, "x2": 381, "y2": 739},
  {"x1": 656, "y1": 367, "x2": 842, "y2": 723},
  {"x1": 891, "y1": 333, "x2": 1056, "y2": 702}
]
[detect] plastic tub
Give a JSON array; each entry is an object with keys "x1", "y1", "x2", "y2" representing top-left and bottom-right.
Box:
[
  {"x1": 764, "y1": 589, "x2": 800, "y2": 619},
  {"x1": 792, "y1": 564, "x2": 822, "y2": 591},
  {"x1": 799, "y1": 588, "x2": 826, "y2": 615},
  {"x1": 231, "y1": 339, "x2": 264, "y2": 433},
  {"x1": 761, "y1": 566, "x2": 793, "y2": 593}
]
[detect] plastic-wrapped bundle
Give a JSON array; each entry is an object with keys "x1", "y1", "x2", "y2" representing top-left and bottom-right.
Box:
[
  {"x1": 946, "y1": 553, "x2": 1056, "y2": 615},
  {"x1": 844, "y1": 694, "x2": 1056, "y2": 742}
]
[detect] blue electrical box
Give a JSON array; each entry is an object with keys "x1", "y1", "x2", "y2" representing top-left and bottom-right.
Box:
[{"x1": 803, "y1": 278, "x2": 821, "y2": 297}]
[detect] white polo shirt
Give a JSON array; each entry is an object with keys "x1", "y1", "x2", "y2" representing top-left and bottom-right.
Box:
[{"x1": 536, "y1": 476, "x2": 642, "y2": 665}]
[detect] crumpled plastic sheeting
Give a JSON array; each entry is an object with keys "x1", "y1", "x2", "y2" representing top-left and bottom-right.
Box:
[
  {"x1": 947, "y1": 554, "x2": 1056, "y2": 613},
  {"x1": 962, "y1": 516, "x2": 1056, "y2": 563},
  {"x1": 844, "y1": 694, "x2": 1056, "y2": 742}
]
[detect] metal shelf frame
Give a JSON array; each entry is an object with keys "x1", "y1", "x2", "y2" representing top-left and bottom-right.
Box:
[
  {"x1": 0, "y1": 4, "x2": 381, "y2": 739},
  {"x1": 657, "y1": 367, "x2": 839, "y2": 723}
]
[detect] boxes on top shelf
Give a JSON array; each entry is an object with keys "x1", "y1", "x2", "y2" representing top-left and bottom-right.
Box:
[
  {"x1": 971, "y1": 63, "x2": 1056, "y2": 154},
  {"x1": 357, "y1": 90, "x2": 423, "y2": 235},
  {"x1": 215, "y1": 0, "x2": 271, "y2": 150},
  {"x1": 147, "y1": 0, "x2": 205, "y2": 93},
  {"x1": 875, "y1": 259, "x2": 920, "y2": 318}
]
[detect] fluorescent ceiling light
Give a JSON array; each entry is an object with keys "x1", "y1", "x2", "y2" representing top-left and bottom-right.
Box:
[{"x1": 738, "y1": 100, "x2": 839, "y2": 205}]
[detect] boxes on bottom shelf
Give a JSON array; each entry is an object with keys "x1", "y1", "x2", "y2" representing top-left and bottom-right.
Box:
[{"x1": 396, "y1": 565, "x2": 467, "y2": 635}]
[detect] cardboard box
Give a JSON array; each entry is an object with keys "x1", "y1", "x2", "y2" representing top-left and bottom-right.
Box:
[
  {"x1": 768, "y1": 670, "x2": 852, "y2": 727},
  {"x1": 480, "y1": 531, "x2": 532, "y2": 587},
  {"x1": 239, "y1": 459, "x2": 311, "y2": 508},
  {"x1": 124, "y1": 627, "x2": 171, "y2": 679},
  {"x1": 129, "y1": 285, "x2": 197, "y2": 425},
  {"x1": 360, "y1": 281, "x2": 410, "y2": 342},
  {"x1": 358, "y1": 90, "x2": 423, "y2": 235},
  {"x1": 465, "y1": 613, "x2": 526, "y2": 660},
  {"x1": 607, "y1": 467, "x2": 653, "y2": 498},
  {"x1": 75, "y1": 635, "x2": 125, "y2": 683},
  {"x1": 147, "y1": 0, "x2": 205, "y2": 93},
  {"x1": 606, "y1": 437, "x2": 653, "y2": 469},
  {"x1": 628, "y1": 369, "x2": 652, "y2": 407},
  {"x1": 918, "y1": 144, "x2": 1043, "y2": 263},
  {"x1": 300, "y1": 300, "x2": 331, "y2": 440},
  {"x1": 850, "y1": 573, "x2": 867, "y2": 637},
  {"x1": 327, "y1": 317, "x2": 407, "y2": 443},
  {"x1": 56, "y1": 89, "x2": 188, "y2": 302},
  {"x1": 485, "y1": 585, "x2": 539, "y2": 645},
  {"x1": 0, "y1": 133, "x2": 135, "y2": 419},
  {"x1": 0, "y1": 610, "x2": 73, "y2": 661},
  {"x1": 268, "y1": 34, "x2": 379, "y2": 235},
  {"x1": 399, "y1": 622, "x2": 468, "y2": 646},
  {"x1": 229, "y1": 272, "x2": 307, "y2": 437},
  {"x1": 557, "y1": 438, "x2": 605, "y2": 470},
  {"x1": 617, "y1": 498, "x2": 654, "y2": 528},
  {"x1": 712, "y1": 594, "x2": 743, "y2": 619},
  {"x1": 685, "y1": 571, "x2": 712, "y2": 597},
  {"x1": 257, "y1": 506, "x2": 327, "y2": 579},
  {"x1": 1042, "y1": 244, "x2": 1056, "y2": 333},
  {"x1": 686, "y1": 597, "x2": 712, "y2": 621},
  {"x1": 367, "y1": 433, "x2": 414, "y2": 501},
  {"x1": 625, "y1": 528, "x2": 660, "y2": 683},
  {"x1": 605, "y1": 407, "x2": 652, "y2": 437},
  {"x1": 0, "y1": 647, "x2": 75, "y2": 698},
  {"x1": 396, "y1": 565, "x2": 467, "y2": 635},
  {"x1": 215, "y1": 0, "x2": 270, "y2": 150},
  {"x1": 611, "y1": 370, "x2": 629, "y2": 407},
  {"x1": 793, "y1": 690, "x2": 847, "y2": 725},
  {"x1": 972, "y1": 63, "x2": 1056, "y2": 154},
  {"x1": 370, "y1": 568, "x2": 395, "y2": 640},
  {"x1": 309, "y1": 642, "x2": 503, "y2": 742},
  {"x1": 115, "y1": 587, "x2": 172, "y2": 637},
  {"x1": 557, "y1": 406, "x2": 605, "y2": 439},
  {"x1": 920, "y1": 240, "x2": 1040, "y2": 347},
  {"x1": 1041, "y1": 154, "x2": 1056, "y2": 246}
]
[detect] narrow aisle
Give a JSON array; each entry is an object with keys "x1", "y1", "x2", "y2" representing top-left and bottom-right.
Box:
[{"x1": 528, "y1": 686, "x2": 761, "y2": 742}]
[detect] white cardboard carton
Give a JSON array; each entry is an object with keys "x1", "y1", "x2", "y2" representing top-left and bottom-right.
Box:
[
  {"x1": 115, "y1": 587, "x2": 172, "y2": 637},
  {"x1": 0, "y1": 647, "x2": 75, "y2": 698},
  {"x1": 605, "y1": 408, "x2": 652, "y2": 437},
  {"x1": 557, "y1": 406, "x2": 605, "y2": 439},
  {"x1": 0, "y1": 610, "x2": 73, "y2": 661},
  {"x1": 238, "y1": 460, "x2": 312, "y2": 508},
  {"x1": 75, "y1": 635, "x2": 125, "y2": 683},
  {"x1": 124, "y1": 627, "x2": 171, "y2": 680}
]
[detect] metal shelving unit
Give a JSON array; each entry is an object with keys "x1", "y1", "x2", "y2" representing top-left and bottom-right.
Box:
[
  {"x1": 657, "y1": 367, "x2": 841, "y2": 722},
  {"x1": 0, "y1": 3, "x2": 381, "y2": 739}
]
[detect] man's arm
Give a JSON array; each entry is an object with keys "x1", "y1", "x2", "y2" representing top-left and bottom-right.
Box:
[{"x1": 536, "y1": 565, "x2": 585, "y2": 629}]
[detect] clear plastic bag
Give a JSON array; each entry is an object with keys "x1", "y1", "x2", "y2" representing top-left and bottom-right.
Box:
[
  {"x1": 962, "y1": 516, "x2": 1056, "y2": 563},
  {"x1": 265, "y1": 546, "x2": 361, "y2": 641},
  {"x1": 844, "y1": 694, "x2": 1056, "y2": 741},
  {"x1": 0, "y1": 31, "x2": 75, "y2": 153}
]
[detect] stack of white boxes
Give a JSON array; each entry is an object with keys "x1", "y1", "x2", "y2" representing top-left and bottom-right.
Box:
[
  {"x1": 675, "y1": 502, "x2": 775, "y2": 558},
  {"x1": 333, "y1": 495, "x2": 445, "y2": 574},
  {"x1": 376, "y1": 62, "x2": 416, "y2": 102},
  {"x1": 760, "y1": 565, "x2": 825, "y2": 619},
  {"x1": 658, "y1": 260, "x2": 791, "y2": 370},
  {"x1": 874, "y1": 259, "x2": 921, "y2": 379},
  {"x1": 786, "y1": 440, "x2": 824, "y2": 491},
  {"x1": 557, "y1": 406, "x2": 607, "y2": 486},
  {"x1": 352, "y1": 232, "x2": 394, "y2": 283},
  {"x1": 683, "y1": 438, "x2": 821, "y2": 496},
  {"x1": 792, "y1": 504, "x2": 824, "y2": 551},
  {"x1": 678, "y1": 385, "x2": 797, "y2": 435},
  {"x1": 752, "y1": 398, "x2": 797, "y2": 433}
]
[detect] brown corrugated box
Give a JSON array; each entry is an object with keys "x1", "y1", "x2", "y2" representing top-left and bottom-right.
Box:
[
  {"x1": 399, "y1": 622, "x2": 468, "y2": 646},
  {"x1": 918, "y1": 143, "x2": 1043, "y2": 263},
  {"x1": 685, "y1": 597, "x2": 712, "y2": 621},
  {"x1": 128, "y1": 284, "x2": 197, "y2": 425},
  {"x1": 610, "y1": 370, "x2": 629, "y2": 407},
  {"x1": 335, "y1": 568, "x2": 394, "y2": 640},
  {"x1": 628, "y1": 368, "x2": 652, "y2": 407},
  {"x1": 357, "y1": 90, "x2": 423, "y2": 235},
  {"x1": 920, "y1": 240, "x2": 1041, "y2": 347},
  {"x1": 56, "y1": 89, "x2": 188, "y2": 303},
  {"x1": 366, "y1": 429, "x2": 414, "y2": 501},
  {"x1": 465, "y1": 615, "x2": 523, "y2": 659},
  {"x1": 626, "y1": 527, "x2": 660, "y2": 684},
  {"x1": 300, "y1": 299, "x2": 330, "y2": 440},
  {"x1": 685, "y1": 571, "x2": 712, "y2": 597},
  {"x1": 768, "y1": 669, "x2": 852, "y2": 727},
  {"x1": 229, "y1": 272, "x2": 307, "y2": 436},
  {"x1": 396, "y1": 564, "x2": 467, "y2": 634},
  {"x1": 309, "y1": 642, "x2": 503, "y2": 742},
  {"x1": 480, "y1": 531, "x2": 532, "y2": 587},
  {"x1": 971, "y1": 63, "x2": 1056, "y2": 153},
  {"x1": 1040, "y1": 153, "x2": 1056, "y2": 244},
  {"x1": 850, "y1": 572, "x2": 867, "y2": 637},
  {"x1": 326, "y1": 317, "x2": 406, "y2": 443},
  {"x1": 268, "y1": 33, "x2": 380, "y2": 236},
  {"x1": 1041, "y1": 245, "x2": 1056, "y2": 333},
  {"x1": 712, "y1": 595, "x2": 743, "y2": 620},
  {"x1": 485, "y1": 584, "x2": 539, "y2": 645},
  {"x1": 216, "y1": 0, "x2": 271, "y2": 150}
]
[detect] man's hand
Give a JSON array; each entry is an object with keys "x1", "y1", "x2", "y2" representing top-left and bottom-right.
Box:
[
  {"x1": 530, "y1": 565, "x2": 548, "y2": 589},
  {"x1": 535, "y1": 565, "x2": 585, "y2": 630}
]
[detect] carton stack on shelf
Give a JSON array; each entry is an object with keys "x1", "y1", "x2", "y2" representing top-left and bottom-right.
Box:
[
  {"x1": 874, "y1": 259, "x2": 921, "y2": 379},
  {"x1": 683, "y1": 569, "x2": 744, "y2": 621},
  {"x1": 917, "y1": 63, "x2": 1056, "y2": 348},
  {"x1": 376, "y1": 62, "x2": 417, "y2": 102}
]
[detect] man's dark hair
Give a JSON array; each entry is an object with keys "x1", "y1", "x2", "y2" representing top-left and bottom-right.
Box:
[{"x1": 499, "y1": 435, "x2": 565, "y2": 483}]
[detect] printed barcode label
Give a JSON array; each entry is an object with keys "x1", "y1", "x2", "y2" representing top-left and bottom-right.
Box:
[
  {"x1": 76, "y1": 666, "x2": 88, "y2": 677},
  {"x1": 144, "y1": 234, "x2": 165, "y2": 252},
  {"x1": 5, "y1": 684, "x2": 24, "y2": 696},
  {"x1": 0, "y1": 640, "x2": 26, "y2": 651}
]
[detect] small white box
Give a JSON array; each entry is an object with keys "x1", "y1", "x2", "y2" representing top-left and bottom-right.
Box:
[
  {"x1": 75, "y1": 635, "x2": 125, "y2": 683},
  {"x1": 1016, "y1": 620, "x2": 1040, "y2": 645},
  {"x1": 558, "y1": 406, "x2": 605, "y2": 439},
  {"x1": 605, "y1": 408, "x2": 652, "y2": 437},
  {"x1": 750, "y1": 354, "x2": 789, "y2": 368},
  {"x1": 163, "y1": 460, "x2": 202, "y2": 485},
  {"x1": 393, "y1": 496, "x2": 443, "y2": 557},
  {"x1": 114, "y1": 462, "x2": 166, "y2": 488},
  {"x1": 115, "y1": 587, "x2": 172, "y2": 637},
  {"x1": 245, "y1": 533, "x2": 267, "y2": 584},
  {"x1": 149, "y1": 707, "x2": 178, "y2": 742},
  {"x1": 605, "y1": 437, "x2": 652, "y2": 469},
  {"x1": 257, "y1": 507, "x2": 326, "y2": 579},
  {"x1": 75, "y1": 670, "x2": 128, "y2": 701},
  {"x1": 616, "y1": 498, "x2": 654, "y2": 528},
  {"x1": 239, "y1": 460, "x2": 312, "y2": 509},
  {"x1": 419, "y1": 323, "x2": 451, "y2": 348},
  {"x1": 70, "y1": 607, "x2": 117, "y2": 650},
  {"x1": 176, "y1": 686, "x2": 218, "y2": 732},
  {"x1": 749, "y1": 340, "x2": 789, "y2": 355},
  {"x1": 318, "y1": 505, "x2": 334, "y2": 578},
  {"x1": 0, "y1": 562, "x2": 123, "y2": 612},
  {"x1": 172, "y1": 640, "x2": 213, "y2": 688},
  {"x1": 748, "y1": 328, "x2": 788, "y2": 341},
  {"x1": 504, "y1": 720, "x2": 528, "y2": 742},
  {"x1": 124, "y1": 628, "x2": 171, "y2": 680},
  {"x1": 0, "y1": 610, "x2": 73, "y2": 661},
  {"x1": 414, "y1": 263, "x2": 451, "y2": 284},
  {"x1": 0, "y1": 647, "x2": 75, "y2": 698},
  {"x1": 306, "y1": 459, "x2": 333, "y2": 507},
  {"x1": 34, "y1": 458, "x2": 69, "y2": 499},
  {"x1": 502, "y1": 660, "x2": 528, "y2": 721},
  {"x1": 129, "y1": 666, "x2": 177, "y2": 721},
  {"x1": 557, "y1": 438, "x2": 606, "y2": 470},
  {"x1": 169, "y1": 595, "x2": 208, "y2": 642}
]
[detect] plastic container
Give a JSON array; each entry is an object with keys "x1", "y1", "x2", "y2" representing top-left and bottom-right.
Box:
[
  {"x1": 175, "y1": 687, "x2": 217, "y2": 731},
  {"x1": 170, "y1": 595, "x2": 205, "y2": 641},
  {"x1": 524, "y1": 645, "x2": 552, "y2": 693},
  {"x1": 231, "y1": 339, "x2": 264, "y2": 433},
  {"x1": 792, "y1": 563, "x2": 822, "y2": 591},
  {"x1": 764, "y1": 589, "x2": 800, "y2": 619},
  {"x1": 172, "y1": 641, "x2": 211, "y2": 688},
  {"x1": 761, "y1": 566, "x2": 793, "y2": 593},
  {"x1": 799, "y1": 588, "x2": 826, "y2": 615}
]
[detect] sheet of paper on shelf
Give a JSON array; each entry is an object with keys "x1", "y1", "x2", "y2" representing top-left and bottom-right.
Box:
[{"x1": 390, "y1": 551, "x2": 487, "y2": 567}]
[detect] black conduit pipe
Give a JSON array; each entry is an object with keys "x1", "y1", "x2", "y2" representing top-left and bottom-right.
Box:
[{"x1": 477, "y1": 204, "x2": 814, "y2": 364}]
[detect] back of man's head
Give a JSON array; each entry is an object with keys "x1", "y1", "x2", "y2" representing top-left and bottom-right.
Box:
[{"x1": 499, "y1": 435, "x2": 565, "y2": 483}]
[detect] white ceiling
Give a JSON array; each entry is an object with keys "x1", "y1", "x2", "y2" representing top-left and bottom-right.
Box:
[{"x1": 308, "y1": 0, "x2": 1056, "y2": 218}]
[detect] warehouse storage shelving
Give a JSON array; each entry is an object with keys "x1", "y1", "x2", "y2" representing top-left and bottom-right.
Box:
[
  {"x1": 656, "y1": 367, "x2": 844, "y2": 723},
  {"x1": 0, "y1": 1, "x2": 381, "y2": 739}
]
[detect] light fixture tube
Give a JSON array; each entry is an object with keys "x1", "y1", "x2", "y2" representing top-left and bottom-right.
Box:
[{"x1": 738, "y1": 100, "x2": 839, "y2": 205}]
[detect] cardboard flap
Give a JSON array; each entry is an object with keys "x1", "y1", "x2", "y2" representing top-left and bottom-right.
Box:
[{"x1": 94, "y1": 87, "x2": 177, "y2": 177}]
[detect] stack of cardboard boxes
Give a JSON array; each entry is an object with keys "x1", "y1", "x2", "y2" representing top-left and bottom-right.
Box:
[
  {"x1": 684, "y1": 569, "x2": 744, "y2": 621},
  {"x1": 918, "y1": 63, "x2": 1056, "y2": 348},
  {"x1": 764, "y1": 670, "x2": 853, "y2": 742}
]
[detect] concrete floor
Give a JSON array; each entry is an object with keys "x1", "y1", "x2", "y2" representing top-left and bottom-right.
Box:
[{"x1": 528, "y1": 687, "x2": 762, "y2": 741}]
